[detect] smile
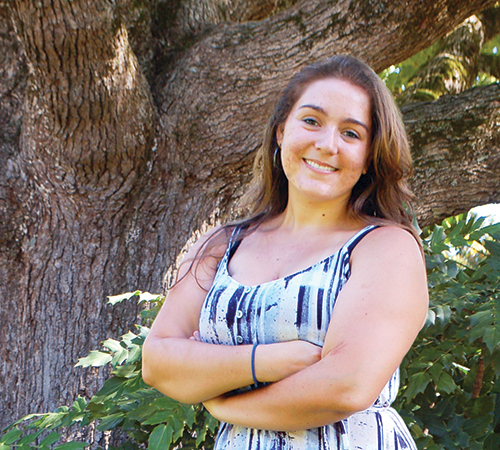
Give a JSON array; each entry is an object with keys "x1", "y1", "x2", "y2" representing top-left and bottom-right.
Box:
[{"x1": 304, "y1": 159, "x2": 338, "y2": 172}]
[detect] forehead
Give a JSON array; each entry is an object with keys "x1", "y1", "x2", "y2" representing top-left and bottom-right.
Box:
[{"x1": 292, "y1": 78, "x2": 371, "y2": 120}]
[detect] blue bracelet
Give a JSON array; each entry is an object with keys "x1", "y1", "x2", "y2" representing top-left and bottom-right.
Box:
[{"x1": 251, "y1": 343, "x2": 259, "y2": 385}]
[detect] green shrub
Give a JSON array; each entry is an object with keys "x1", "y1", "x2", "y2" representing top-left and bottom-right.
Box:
[{"x1": 396, "y1": 214, "x2": 500, "y2": 449}]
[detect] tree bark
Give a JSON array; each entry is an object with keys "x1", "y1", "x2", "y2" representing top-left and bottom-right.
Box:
[
  {"x1": 0, "y1": 0, "x2": 499, "y2": 428},
  {"x1": 405, "y1": 83, "x2": 500, "y2": 226}
]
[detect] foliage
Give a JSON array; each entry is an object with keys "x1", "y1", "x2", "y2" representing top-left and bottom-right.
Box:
[
  {"x1": 0, "y1": 291, "x2": 218, "y2": 450},
  {"x1": 379, "y1": 32, "x2": 500, "y2": 97},
  {"x1": 396, "y1": 213, "x2": 500, "y2": 450}
]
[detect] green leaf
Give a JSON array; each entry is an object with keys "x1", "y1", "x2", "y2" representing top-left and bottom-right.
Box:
[
  {"x1": 92, "y1": 376, "x2": 125, "y2": 399},
  {"x1": 0, "y1": 428, "x2": 22, "y2": 444},
  {"x1": 126, "y1": 345, "x2": 142, "y2": 364},
  {"x1": 54, "y1": 443, "x2": 89, "y2": 450},
  {"x1": 437, "y1": 372, "x2": 457, "y2": 394},
  {"x1": 142, "y1": 410, "x2": 174, "y2": 425},
  {"x1": 17, "y1": 430, "x2": 44, "y2": 445},
  {"x1": 182, "y1": 404, "x2": 197, "y2": 428},
  {"x1": 428, "y1": 362, "x2": 443, "y2": 384},
  {"x1": 96, "y1": 412, "x2": 125, "y2": 431},
  {"x1": 148, "y1": 424, "x2": 173, "y2": 450},
  {"x1": 40, "y1": 431, "x2": 61, "y2": 446},
  {"x1": 75, "y1": 350, "x2": 112, "y2": 368},
  {"x1": 170, "y1": 415, "x2": 184, "y2": 442},
  {"x1": 484, "y1": 431, "x2": 500, "y2": 449},
  {"x1": 430, "y1": 225, "x2": 448, "y2": 253},
  {"x1": 483, "y1": 325, "x2": 500, "y2": 353},
  {"x1": 71, "y1": 396, "x2": 88, "y2": 413},
  {"x1": 112, "y1": 364, "x2": 139, "y2": 378},
  {"x1": 151, "y1": 397, "x2": 181, "y2": 410},
  {"x1": 404, "y1": 371, "x2": 431, "y2": 400},
  {"x1": 125, "y1": 405, "x2": 158, "y2": 422}
]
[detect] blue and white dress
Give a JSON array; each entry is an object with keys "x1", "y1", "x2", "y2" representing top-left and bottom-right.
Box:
[{"x1": 199, "y1": 225, "x2": 416, "y2": 450}]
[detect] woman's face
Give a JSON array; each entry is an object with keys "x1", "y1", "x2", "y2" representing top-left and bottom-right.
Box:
[{"x1": 276, "y1": 78, "x2": 371, "y2": 208}]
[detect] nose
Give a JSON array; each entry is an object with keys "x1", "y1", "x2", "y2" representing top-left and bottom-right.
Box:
[{"x1": 315, "y1": 127, "x2": 338, "y2": 154}]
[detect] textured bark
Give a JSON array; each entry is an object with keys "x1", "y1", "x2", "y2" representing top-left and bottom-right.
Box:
[
  {"x1": 0, "y1": 0, "x2": 499, "y2": 429},
  {"x1": 405, "y1": 83, "x2": 500, "y2": 226}
]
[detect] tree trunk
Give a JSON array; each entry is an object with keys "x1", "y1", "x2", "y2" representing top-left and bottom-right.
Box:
[{"x1": 0, "y1": 0, "x2": 499, "y2": 428}]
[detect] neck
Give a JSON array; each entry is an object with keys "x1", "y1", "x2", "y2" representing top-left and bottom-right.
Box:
[{"x1": 278, "y1": 195, "x2": 361, "y2": 233}]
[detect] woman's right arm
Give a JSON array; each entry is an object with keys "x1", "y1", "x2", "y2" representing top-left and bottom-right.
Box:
[{"x1": 142, "y1": 228, "x2": 321, "y2": 404}]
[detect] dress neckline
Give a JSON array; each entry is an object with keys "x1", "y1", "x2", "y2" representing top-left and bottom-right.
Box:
[{"x1": 223, "y1": 225, "x2": 376, "y2": 288}]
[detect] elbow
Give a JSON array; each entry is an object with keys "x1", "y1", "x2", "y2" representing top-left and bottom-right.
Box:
[
  {"x1": 141, "y1": 335, "x2": 161, "y2": 388},
  {"x1": 141, "y1": 336, "x2": 199, "y2": 405},
  {"x1": 325, "y1": 379, "x2": 380, "y2": 418},
  {"x1": 342, "y1": 390, "x2": 379, "y2": 415}
]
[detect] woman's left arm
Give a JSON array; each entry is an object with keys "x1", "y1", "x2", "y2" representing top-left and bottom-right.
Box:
[{"x1": 203, "y1": 226, "x2": 429, "y2": 431}]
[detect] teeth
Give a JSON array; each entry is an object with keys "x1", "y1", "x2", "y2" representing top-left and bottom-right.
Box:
[{"x1": 305, "y1": 159, "x2": 337, "y2": 172}]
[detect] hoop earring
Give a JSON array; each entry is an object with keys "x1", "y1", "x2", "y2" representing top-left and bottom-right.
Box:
[{"x1": 273, "y1": 147, "x2": 282, "y2": 170}]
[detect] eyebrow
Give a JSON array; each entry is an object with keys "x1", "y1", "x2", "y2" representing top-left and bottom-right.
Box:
[{"x1": 298, "y1": 104, "x2": 370, "y2": 133}]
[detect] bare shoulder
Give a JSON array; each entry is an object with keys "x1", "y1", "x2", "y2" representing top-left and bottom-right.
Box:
[
  {"x1": 348, "y1": 225, "x2": 428, "y2": 323},
  {"x1": 352, "y1": 225, "x2": 423, "y2": 266}
]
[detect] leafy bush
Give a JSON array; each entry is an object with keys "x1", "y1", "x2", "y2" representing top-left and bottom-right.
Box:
[
  {"x1": 396, "y1": 214, "x2": 500, "y2": 449},
  {"x1": 1, "y1": 213, "x2": 499, "y2": 449}
]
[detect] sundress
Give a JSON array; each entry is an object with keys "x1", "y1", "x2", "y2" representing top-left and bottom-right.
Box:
[{"x1": 198, "y1": 225, "x2": 417, "y2": 450}]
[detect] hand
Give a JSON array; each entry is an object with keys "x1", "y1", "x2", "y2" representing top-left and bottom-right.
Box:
[
  {"x1": 189, "y1": 330, "x2": 202, "y2": 341},
  {"x1": 188, "y1": 333, "x2": 321, "y2": 385},
  {"x1": 256, "y1": 340, "x2": 322, "y2": 383}
]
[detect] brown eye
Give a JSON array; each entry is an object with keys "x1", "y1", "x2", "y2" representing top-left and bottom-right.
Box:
[
  {"x1": 303, "y1": 118, "x2": 319, "y2": 126},
  {"x1": 344, "y1": 130, "x2": 360, "y2": 139}
]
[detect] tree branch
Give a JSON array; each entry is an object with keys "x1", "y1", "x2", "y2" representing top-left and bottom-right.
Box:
[
  {"x1": 404, "y1": 83, "x2": 500, "y2": 226},
  {"x1": 151, "y1": 0, "x2": 498, "y2": 238}
]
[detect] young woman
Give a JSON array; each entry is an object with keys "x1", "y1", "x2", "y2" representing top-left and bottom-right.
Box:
[{"x1": 142, "y1": 55, "x2": 429, "y2": 449}]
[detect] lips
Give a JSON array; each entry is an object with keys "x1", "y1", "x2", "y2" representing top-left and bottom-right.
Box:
[{"x1": 303, "y1": 158, "x2": 338, "y2": 172}]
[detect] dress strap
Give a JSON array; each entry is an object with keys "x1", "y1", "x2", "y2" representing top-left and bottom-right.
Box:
[
  {"x1": 344, "y1": 225, "x2": 378, "y2": 254},
  {"x1": 226, "y1": 225, "x2": 246, "y2": 263}
]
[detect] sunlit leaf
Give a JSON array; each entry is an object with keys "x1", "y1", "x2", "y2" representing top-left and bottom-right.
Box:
[
  {"x1": 138, "y1": 292, "x2": 162, "y2": 303},
  {"x1": 107, "y1": 291, "x2": 140, "y2": 305},
  {"x1": 75, "y1": 350, "x2": 112, "y2": 368}
]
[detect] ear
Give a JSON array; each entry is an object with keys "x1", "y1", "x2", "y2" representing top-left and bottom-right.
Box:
[{"x1": 276, "y1": 124, "x2": 284, "y2": 146}]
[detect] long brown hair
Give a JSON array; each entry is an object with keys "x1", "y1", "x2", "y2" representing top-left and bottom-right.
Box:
[
  {"x1": 243, "y1": 54, "x2": 417, "y2": 235},
  {"x1": 180, "y1": 55, "x2": 419, "y2": 287}
]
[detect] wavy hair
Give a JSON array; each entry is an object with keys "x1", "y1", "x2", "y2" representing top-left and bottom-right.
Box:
[{"x1": 242, "y1": 54, "x2": 417, "y2": 238}]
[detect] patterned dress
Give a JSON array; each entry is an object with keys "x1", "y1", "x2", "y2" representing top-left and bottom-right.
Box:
[{"x1": 199, "y1": 225, "x2": 416, "y2": 450}]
